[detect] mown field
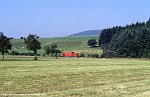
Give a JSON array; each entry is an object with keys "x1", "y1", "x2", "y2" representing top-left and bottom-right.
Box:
[
  {"x1": 0, "y1": 58, "x2": 150, "y2": 97},
  {"x1": 11, "y1": 36, "x2": 102, "y2": 55}
]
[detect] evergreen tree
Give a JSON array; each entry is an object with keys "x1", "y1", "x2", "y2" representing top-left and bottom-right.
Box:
[
  {"x1": 146, "y1": 18, "x2": 150, "y2": 28},
  {"x1": 99, "y1": 18, "x2": 150, "y2": 58}
]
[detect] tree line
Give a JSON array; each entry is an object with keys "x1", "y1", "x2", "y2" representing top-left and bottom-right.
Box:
[
  {"x1": 99, "y1": 18, "x2": 150, "y2": 58},
  {"x1": 0, "y1": 33, "x2": 60, "y2": 60}
]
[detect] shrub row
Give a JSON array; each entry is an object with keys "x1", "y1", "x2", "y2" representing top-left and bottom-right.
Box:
[
  {"x1": 10, "y1": 50, "x2": 41, "y2": 56},
  {"x1": 10, "y1": 50, "x2": 119, "y2": 58},
  {"x1": 79, "y1": 53, "x2": 100, "y2": 58},
  {"x1": 87, "y1": 54, "x2": 99, "y2": 58},
  {"x1": 79, "y1": 51, "x2": 119, "y2": 58},
  {"x1": 100, "y1": 51, "x2": 118, "y2": 58}
]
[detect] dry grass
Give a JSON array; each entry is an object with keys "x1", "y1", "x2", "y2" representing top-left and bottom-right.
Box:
[{"x1": 0, "y1": 58, "x2": 150, "y2": 97}]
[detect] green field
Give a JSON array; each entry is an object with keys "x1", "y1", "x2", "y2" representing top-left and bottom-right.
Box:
[
  {"x1": 11, "y1": 36, "x2": 101, "y2": 55},
  {"x1": 0, "y1": 58, "x2": 150, "y2": 97}
]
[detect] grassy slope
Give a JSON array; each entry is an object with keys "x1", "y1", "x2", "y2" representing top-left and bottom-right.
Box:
[
  {"x1": 0, "y1": 58, "x2": 150, "y2": 97},
  {"x1": 11, "y1": 36, "x2": 102, "y2": 55}
]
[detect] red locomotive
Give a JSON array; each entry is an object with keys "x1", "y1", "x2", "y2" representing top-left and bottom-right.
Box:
[{"x1": 62, "y1": 52, "x2": 78, "y2": 57}]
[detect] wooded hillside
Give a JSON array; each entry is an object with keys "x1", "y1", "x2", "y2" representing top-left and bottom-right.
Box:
[{"x1": 99, "y1": 18, "x2": 150, "y2": 58}]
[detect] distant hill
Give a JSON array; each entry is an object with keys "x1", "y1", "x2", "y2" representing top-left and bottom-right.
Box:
[{"x1": 69, "y1": 30, "x2": 101, "y2": 36}]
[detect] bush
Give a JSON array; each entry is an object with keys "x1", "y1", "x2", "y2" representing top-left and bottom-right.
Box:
[
  {"x1": 87, "y1": 54, "x2": 92, "y2": 58},
  {"x1": 10, "y1": 50, "x2": 20, "y2": 55},
  {"x1": 100, "y1": 51, "x2": 118, "y2": 58},
  {"x1": 20, "y1": 53, "x2": 40, "y2": 56},
  {"x1": 42, "y1": 54, "x2": 46, "y2": 57},
  {"x1": 87, "y1": 54, "x2": 99, "y2": 58},
  {"x1": 142, "y1": 53, "x2": 150, "y2": 58},
  {"x1": 80, "y1": 53, "x2": 85, "y2": 57},
  {"x1": 93, "y1": 54, "x2": 99, "y2": 58}
]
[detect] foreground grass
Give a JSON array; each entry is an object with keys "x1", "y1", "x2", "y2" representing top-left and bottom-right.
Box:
[{"x1": 0, "y1": 58, "x2": 150, "y2": 97}]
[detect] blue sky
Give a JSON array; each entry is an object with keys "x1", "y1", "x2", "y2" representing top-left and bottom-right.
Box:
[{"x1": 0, "y1": 0, "x2": 150, "y2": 38}]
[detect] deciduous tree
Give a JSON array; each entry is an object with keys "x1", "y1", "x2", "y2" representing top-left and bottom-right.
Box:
[
  {"x1": 87, "y1": 39, "x2": 97, "y2": 47},
  {"x1": 24, "y1": 34, "x2": 41, "y2": 60},
  {"x1": 0, "y1": 32, "x2": 12, "y2": 60}
]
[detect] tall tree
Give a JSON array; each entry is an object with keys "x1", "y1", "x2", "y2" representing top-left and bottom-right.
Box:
[
  {"x1": 0, "y1": 32, "x2": 12, "y2": 60},
  {"x1": 24, "y1": 34, "x2": 41, "y2": 60}
]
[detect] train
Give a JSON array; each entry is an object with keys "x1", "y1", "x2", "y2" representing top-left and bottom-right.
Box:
[{"x1": 62, "y1": 52, "x2": 78, "y2": 57}]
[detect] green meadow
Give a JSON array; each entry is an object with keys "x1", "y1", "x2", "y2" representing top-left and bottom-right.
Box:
[
  {"x1": 11, "y1": 36, "x2": 101, "y2": 55},
  {"x1": 0, "y1": 58, "x2": 150, "y2": 97}
]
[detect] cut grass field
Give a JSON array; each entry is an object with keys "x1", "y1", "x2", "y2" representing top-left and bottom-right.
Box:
[{"x1": 0, "y1": 58, "x2": 150, "y2": 97}]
